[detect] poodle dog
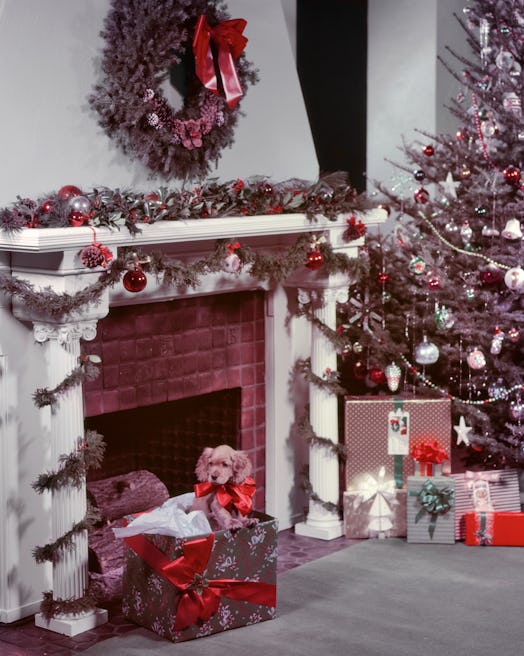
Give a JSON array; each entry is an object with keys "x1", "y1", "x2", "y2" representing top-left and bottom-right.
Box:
[{"x1": 190, "y1": 444, "x2": 259, "y2": 530}]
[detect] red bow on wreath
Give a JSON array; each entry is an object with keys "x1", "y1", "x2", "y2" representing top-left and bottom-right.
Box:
[
  {"x1": 193, "y1": 14, "x2": 248, "y2": 109},
  {"x1": 124, "y1": 532, "x2": 276, "y2": 631},
  {"x1": 194, "y1": 476, "x2": 256, "y2": 516}
]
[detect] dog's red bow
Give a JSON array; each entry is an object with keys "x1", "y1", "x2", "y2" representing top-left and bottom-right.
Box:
[{"x1": 194, "y1": 477, "x2": 256, "y2": 516}]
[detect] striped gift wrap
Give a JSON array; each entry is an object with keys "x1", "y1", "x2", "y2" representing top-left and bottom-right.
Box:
[
  {"x1": 450, "y1": 469, "x2": 521, "y2": 541},
  {"x1": 407, "y1": 476, "x2": 455, "y2": 544}
]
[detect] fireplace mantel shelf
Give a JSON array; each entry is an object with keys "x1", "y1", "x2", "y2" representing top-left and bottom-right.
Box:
[{"x1": 0, "y1": 209, "x2": 387, "y2": 254}]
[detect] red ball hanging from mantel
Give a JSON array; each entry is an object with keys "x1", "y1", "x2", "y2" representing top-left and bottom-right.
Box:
[
  {"x1": 306, "y1": 248, "x2": 324, "y2": 270},
  {"x1": 123, "y1": 266, "x2": 147, "y2": 292}
]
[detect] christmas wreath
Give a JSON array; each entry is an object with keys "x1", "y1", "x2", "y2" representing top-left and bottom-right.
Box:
[{"x1": 89, "y1": 0, "x2": 258, "y2": 181}]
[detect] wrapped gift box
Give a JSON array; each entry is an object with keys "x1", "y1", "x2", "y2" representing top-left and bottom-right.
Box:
[
  {"x1": 122, "y1": 512, "x2": 277, "y2": 643},
  {"x1": 450, "y1": 469, "x2": 521, "y2": 540},
  {"x1": 344, "y1": 396, "x2": 452, "y2": 489},
  {"x1": 344, "y1": 467, "x2": 407, "y2": 538},
  {"x1": 407, "y1": 476, "x2": 455, "y2": 544},
  {"x1": 465, "y1": 511, "x2": 524, "y2": 546}
]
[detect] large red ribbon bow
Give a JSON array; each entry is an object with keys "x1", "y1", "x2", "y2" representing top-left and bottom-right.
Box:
[
  {"x1": 410, "y1": 439, "x2": 448, "y2": 465},
  {"x1": 124, "y1": 532, "x2": 276, "y2": 631},
  {"x1": 194, "y1": 476, "x2": 256, "y2": 516},
  {"x1": 193, "y1": 14, "x2": 248, "y2": 109}
]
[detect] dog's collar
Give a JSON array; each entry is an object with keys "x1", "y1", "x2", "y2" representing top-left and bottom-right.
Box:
[{"x1": 194, "y1": 477, "x2": 256, "y2": 515}]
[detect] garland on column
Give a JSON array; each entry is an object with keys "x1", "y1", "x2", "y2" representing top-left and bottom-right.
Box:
[
  {"x1": 32, "y1": 356, "x2": 101, "y2": 408},
  {"x1": 32, "y1": 429, "x2": 105, "y2": 495},
  {"x1": 31, "y1": 356, "x2": 106, "y2": 618}
]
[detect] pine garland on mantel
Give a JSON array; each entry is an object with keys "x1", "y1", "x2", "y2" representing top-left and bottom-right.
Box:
[{"x1": 0, "y1": 174, "x2": 372, "y2": 234}]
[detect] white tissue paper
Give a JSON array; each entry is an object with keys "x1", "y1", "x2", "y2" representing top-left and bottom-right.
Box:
[{"x1": 112, "y1": 492, "x2": 212, "y2": 539}]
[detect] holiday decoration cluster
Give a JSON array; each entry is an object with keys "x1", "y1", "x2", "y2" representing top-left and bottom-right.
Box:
[
  {"x1": 338, "y1": 0, "x2": 524, "y2": 469},
  {"x1": 88, "y1": 0, "x2": 258, "y2": 181}
]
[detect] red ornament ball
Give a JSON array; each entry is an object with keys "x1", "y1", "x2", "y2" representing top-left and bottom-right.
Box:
[
  {"x1": 353, "y1": 361, "x2": 367, "y2": 380},
  {"x1": 377, "y1": 271, "x2": 389, "y2": 284},
  {"x1": 69, "y1": 211, "x2": 89, "y2": 227},
  {"x1": 414, "y1": 187, "x2": 429, "y2": 204},
  {"x1": 123, "y1": 267, "x2": 147, "y2": 293},
  {"x1": 503, "y1": 165, "x2": 521, "y2": 186},
  {"x1": 427, "y1": 275, "x2": 440, "y2": 290},
  {"x1": 480, "y1": 265, "x2": 503, "y2": 285},
  {"x1": 40, "y1": 199, "x2": 54, "y2": 214},
  {"x1": 58, "y1": 185, "x2": 82, "y2": 200},
  {"x1": 423, "y1": 145, "x2": 434, "y2": 156},
  {"x1": 306, "y1": 248, "x2": 324, "y2": 271},
  {"x1": 368, "y1": 365, "x2": 386, "y2": 385}
]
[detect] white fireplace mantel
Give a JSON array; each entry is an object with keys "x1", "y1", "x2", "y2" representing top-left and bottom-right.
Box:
[
  {"x1": 0, "y1": 210, "x2": 386, "y2": 253},
  {"x1": 0, "y1": 208, "x2": 387, "y2": 626}
]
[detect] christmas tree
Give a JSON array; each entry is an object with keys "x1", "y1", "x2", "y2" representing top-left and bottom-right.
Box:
[{"x1": 339, "y1": 0, "x2": 524, "y2": 470}]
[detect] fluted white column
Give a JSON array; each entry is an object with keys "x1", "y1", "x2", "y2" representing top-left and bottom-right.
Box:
[
  {"x1": 34, "y1": 321, "x2": 108, "y2": 636},
  {"x1": 295, "y1": 284, "x2": 348, "y2": 540}
]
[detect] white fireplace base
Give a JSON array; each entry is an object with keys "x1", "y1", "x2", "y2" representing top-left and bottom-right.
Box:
[{"x1": 35, "y1": 608, "x2": 108, "y2": 636}]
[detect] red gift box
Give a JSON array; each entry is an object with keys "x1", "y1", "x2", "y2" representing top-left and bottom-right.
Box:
[
  {"x1": 122, "y1": 512, "x2": 277, "y2": 642},
  {"x1": 450, "y1": 469, "x2": 521, "y2": 540},
  {"x1": 465, "y1": 511, "x2": 524, "y2": 546}
]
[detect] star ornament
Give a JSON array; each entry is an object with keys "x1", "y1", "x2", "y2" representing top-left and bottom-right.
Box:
[
  {"x1": 440, "y1": 172, "x2": 460, "y2": 199},
  {"x1": 454, "y1": 416, "x2": 472, "y2": 446}
]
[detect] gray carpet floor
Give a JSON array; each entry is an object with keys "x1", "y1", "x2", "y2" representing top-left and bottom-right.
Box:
[{"x1": 83, "y1": 538, "x2": 524, "y2": 656}]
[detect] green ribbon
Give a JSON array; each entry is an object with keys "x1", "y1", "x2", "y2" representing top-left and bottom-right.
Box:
[
  {"x1": 393, "y1": 399, "x2": 404, "y2": 489},
  {"x1": 475, "y1": 512, "x2": 493, "y2": 546},
  {"x1": 411, "y1": 479, "x2": 454, "y2": 539}
]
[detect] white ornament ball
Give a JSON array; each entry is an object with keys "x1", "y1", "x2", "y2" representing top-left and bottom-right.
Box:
[
  {"x1": 414, "y1": 336, "x2": 439, "y2": 365},
  {"x1": 504, "y1": 266, "x2": 524, "y2": 292},
  {"x1": 467, "y1": 347, "x2": 486, "y2": 370},
  {"x1": 223, "y1": 252, "x2": 241, "y2": 273},
  {"x1": 68, "y1": 195, "x2": 91, "y2": 215}
]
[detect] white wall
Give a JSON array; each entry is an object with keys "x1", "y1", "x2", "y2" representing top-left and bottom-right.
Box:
[
  {"x1": 0, "y1": 0, "x2": 317, "y2": 206},
  {"x1": 367, "y1": 0, "x2": 467, "y2": 203}
]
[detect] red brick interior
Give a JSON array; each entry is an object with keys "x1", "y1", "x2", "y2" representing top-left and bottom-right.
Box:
[{"x1": 82, "y1": 290, "x2": 266, "y2": 509}]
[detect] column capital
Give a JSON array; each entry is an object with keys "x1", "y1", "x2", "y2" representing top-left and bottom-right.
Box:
[{"x1": 33, "y1": 320, "x2": 98, "y2": 344}]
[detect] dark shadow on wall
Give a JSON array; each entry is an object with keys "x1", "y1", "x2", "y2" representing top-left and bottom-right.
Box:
[{"x1": 297, "y1": 0, "x2": 368, "y2": 192}]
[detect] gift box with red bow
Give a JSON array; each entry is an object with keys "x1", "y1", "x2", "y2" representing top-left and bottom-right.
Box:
[
  {"x1": 465, "y1": 511, "x2": 524, "y2": 546},
  {"x1": 449, "y1": 469, "x2": 521, "y2": 540},
  {"x1": 410, "y1": 439, "x2": 449, "y2": 477},
  {"x1": 344, "y1": 396, "x2": 452, "y2": 491},
  {"x1": 122, "y1": 512, "x2": 277, "y2": 642}
]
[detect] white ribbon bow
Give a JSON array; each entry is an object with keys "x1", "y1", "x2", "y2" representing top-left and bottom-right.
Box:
[{"x1": 353, "y1": 467, "x2": 397, "y2": 533}]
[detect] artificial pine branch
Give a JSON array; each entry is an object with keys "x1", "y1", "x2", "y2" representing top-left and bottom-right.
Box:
[
  {"x1": 297, "y1": 412, "x2": 347, "y2": 460},
  {"x1": 40, "y1": 585, "x2": 100, "y2": 621},
  {"x1": 33, "y1": 359, "x2": 101, "y2": 408},
  {"x1": 296, "y1": 358, "x2": 348, "y2": 396},
  {"x1": 33, "y1": 517, "x2": 91, "y2": 564},
  {"x1": 31, "y1": 430, "x2": 106, "y2": 494}
]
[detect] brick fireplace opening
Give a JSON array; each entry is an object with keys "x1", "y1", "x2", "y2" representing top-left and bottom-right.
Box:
[{"x1": 82, "y1": 290, "x2": 267, "y2": 510}]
